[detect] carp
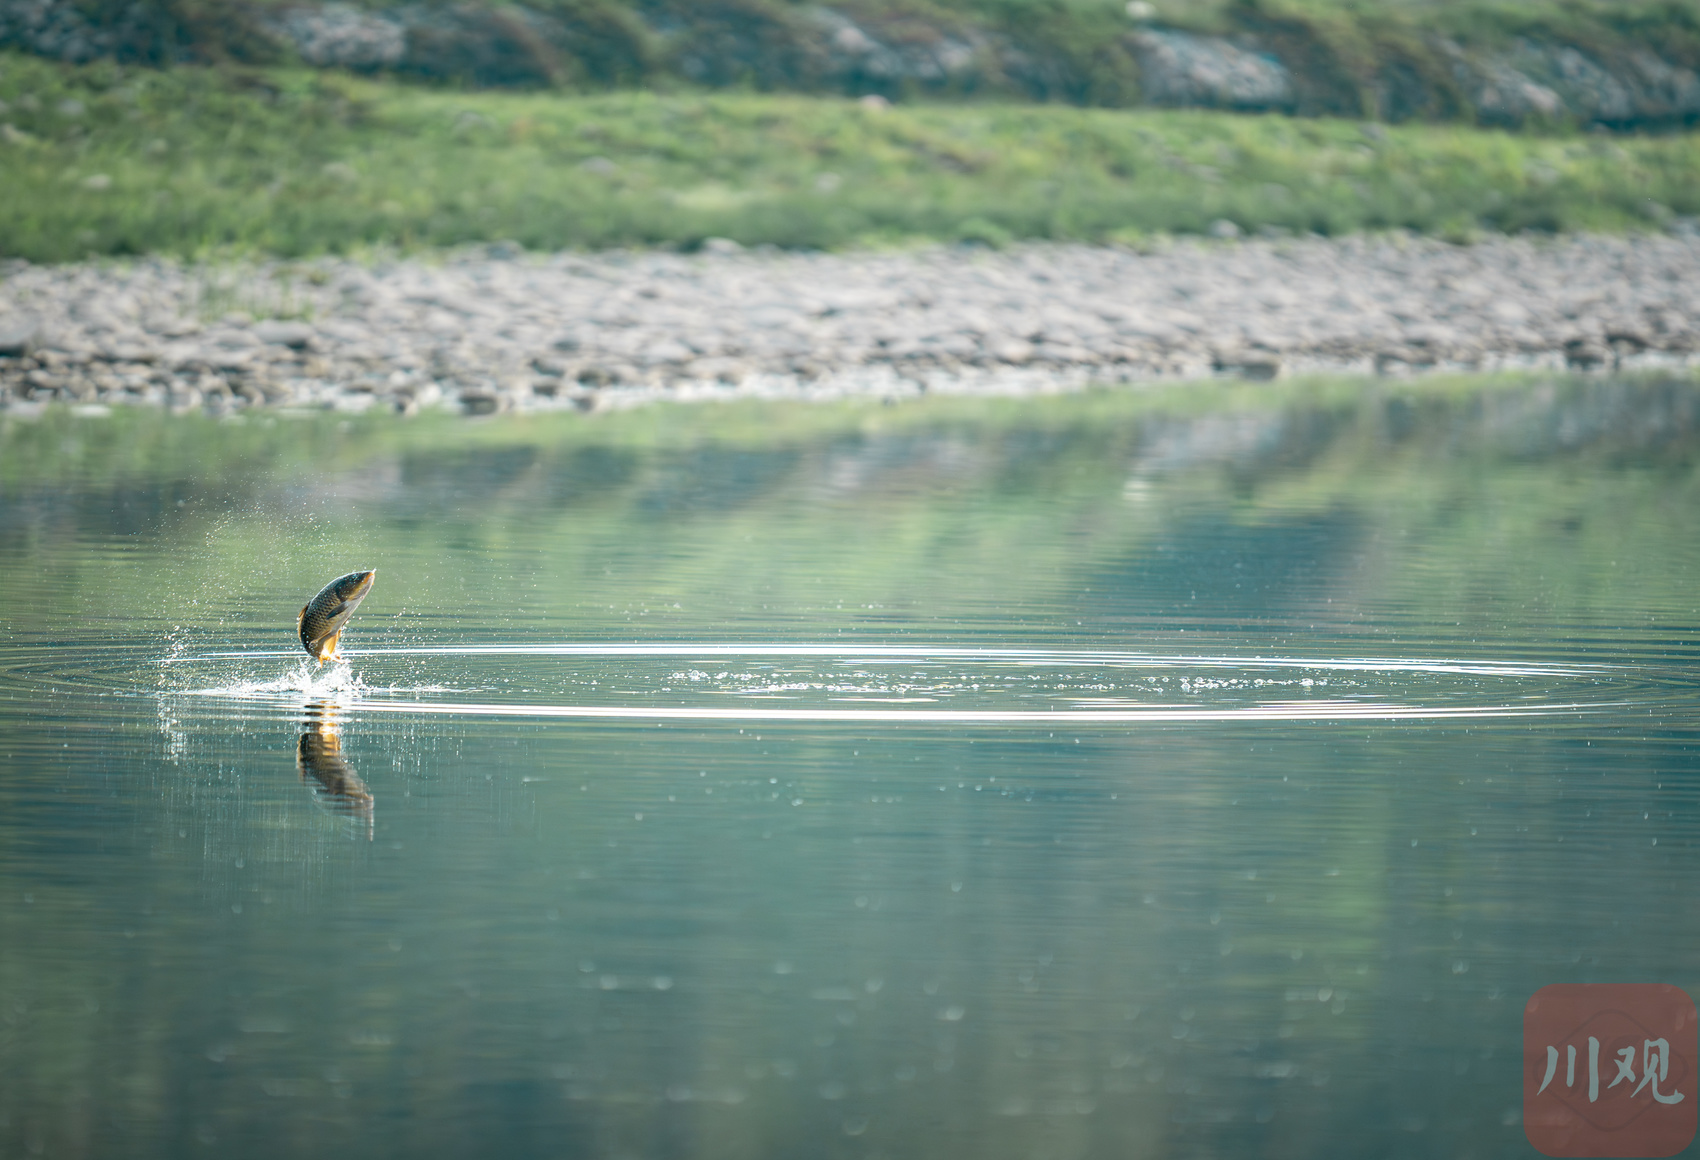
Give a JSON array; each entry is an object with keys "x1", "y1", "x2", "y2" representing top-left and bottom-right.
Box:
[{"x1": 298, "y1": 569, "x2": 376, "y2": 663}]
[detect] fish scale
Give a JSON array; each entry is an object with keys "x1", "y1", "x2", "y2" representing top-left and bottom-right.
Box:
[{"x1": 298, "y1": 570, "x2": 376, "y2": 662}]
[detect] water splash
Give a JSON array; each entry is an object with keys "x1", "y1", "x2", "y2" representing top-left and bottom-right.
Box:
[{"x1": 186, "y1": 658, "x2": 368, "y2": 703}]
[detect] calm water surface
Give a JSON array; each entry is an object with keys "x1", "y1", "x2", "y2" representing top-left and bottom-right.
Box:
[{"x1": 2, "y1": 374, "x2": 1699, "y2": 1159}]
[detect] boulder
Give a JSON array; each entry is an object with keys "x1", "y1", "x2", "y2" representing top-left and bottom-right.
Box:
[
  {"x1": 0, "y1": 319, "x2": 37, "y2": 357},
  {"x1": 1133, "y1": 31, "x2": 1295, "y2": 112},
  {"x1": 263, "y1": 4, "x2": 405, "y2": 68}
]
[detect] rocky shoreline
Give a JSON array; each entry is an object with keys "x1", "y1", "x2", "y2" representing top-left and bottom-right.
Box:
[{"x1": 1, "y1": 234, "x2": 1697, "y2": 418}]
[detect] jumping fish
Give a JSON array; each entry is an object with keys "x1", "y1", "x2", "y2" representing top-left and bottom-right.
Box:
[{"x1": 298, "y1": 569, "x2": 376, "y2": 663}]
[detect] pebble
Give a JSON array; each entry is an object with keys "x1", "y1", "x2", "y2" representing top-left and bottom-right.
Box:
[{"x1": 1, "y1": 234, "x2": 1697, "y2": 418}]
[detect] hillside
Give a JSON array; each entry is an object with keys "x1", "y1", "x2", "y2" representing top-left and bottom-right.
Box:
[{"x1": 3, "y1": 0, "x2": 1699, "y2": 129}]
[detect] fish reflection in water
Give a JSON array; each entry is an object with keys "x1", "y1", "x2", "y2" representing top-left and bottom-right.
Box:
[{"x1": 297, "y1": 702, "x2": 373, "y2": 839}]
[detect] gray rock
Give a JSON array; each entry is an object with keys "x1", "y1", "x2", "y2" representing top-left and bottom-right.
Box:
[
  {"x1": 1518, "y1": 43, "x2": 1635, "y2": 121},
  {"x1": 687, "y1": 356, "x2": 749, "y2": 384},
  {"x1": 1212, "y1": 338, "x2": 1285, "y2": 376},
  {"x1": 985, "y1": 338, "x2": 1034, "y2": 365},
  {"x1": 3, "y1": 235, "x2": 1698, "y2": 416},
  {"x1": 252, "y1": 320, "x2": 314, "y2": 348},
  {"x1": 641, "y1": 339, "x2": 693, "y2": 366},
  {"x1": 1564, "y1": 338, "x2": 1610, "y2": 368},
  {"x1": 1133, "y1": 31, "x2": 1294, "y2": 112},
  {"x1": 263, "y1": 3, "x2": 405, "y2": 69},
  {"x1": 808, "y1": 9, "x2": 981, "y2": 86},
  {"x1": 0, "y1": 320, "x2": 37, "y2": 357},
  {"x1": 1444, "y1": 39, "x2": 1700, "y2": 127},
  {"x1": 1623, "y1": 50, "x2": 1700, "y2": 122}
]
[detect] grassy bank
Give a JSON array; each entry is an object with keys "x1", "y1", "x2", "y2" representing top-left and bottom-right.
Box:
[{"x1": 2, "y1": 53, "x2": 1696, "y2": 261}]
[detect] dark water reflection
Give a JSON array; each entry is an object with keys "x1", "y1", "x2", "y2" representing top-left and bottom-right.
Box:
[
  {"x1": 296, "y1": 703, "x2": 374, "y2": 838},
  {"x1": 1, "y1": 373, "x2": 1699, "y2": 1160}
]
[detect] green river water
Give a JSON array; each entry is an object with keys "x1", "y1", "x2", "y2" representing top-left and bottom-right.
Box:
[{"x1": 1, "y1": 373, "x2": 1698, "y2": 1160}]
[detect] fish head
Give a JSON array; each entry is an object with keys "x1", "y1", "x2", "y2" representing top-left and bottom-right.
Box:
[{"x1": 338, "y1": 569, "x2": 377, "y2": 602}]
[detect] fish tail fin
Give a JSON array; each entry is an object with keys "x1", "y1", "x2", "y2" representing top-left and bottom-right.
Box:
[{"x1": 318, "y1": 629, "x2": 343, "y2": 662}]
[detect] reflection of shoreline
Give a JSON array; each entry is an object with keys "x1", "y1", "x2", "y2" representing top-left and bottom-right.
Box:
[{"x1": 297, "y1": 702, "x2": 373, "y2": 840}]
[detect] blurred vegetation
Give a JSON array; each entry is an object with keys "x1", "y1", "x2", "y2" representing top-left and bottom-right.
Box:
[
  {"x1": 29, "y1": 0, "x2": 1700, "y2": 121},
  {"x1": 1, "y1": 51, "x2": 1695, "y2": 261}
]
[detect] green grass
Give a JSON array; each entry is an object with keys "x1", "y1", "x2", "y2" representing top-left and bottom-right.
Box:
[{"x1": 1, "y1": 52, "x2": 1696, "y2": 261}]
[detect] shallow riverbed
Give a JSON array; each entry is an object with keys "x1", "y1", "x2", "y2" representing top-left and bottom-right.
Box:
[{"x1": 2, "y1": 372, "x2": 1698, "y2": 1159}]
